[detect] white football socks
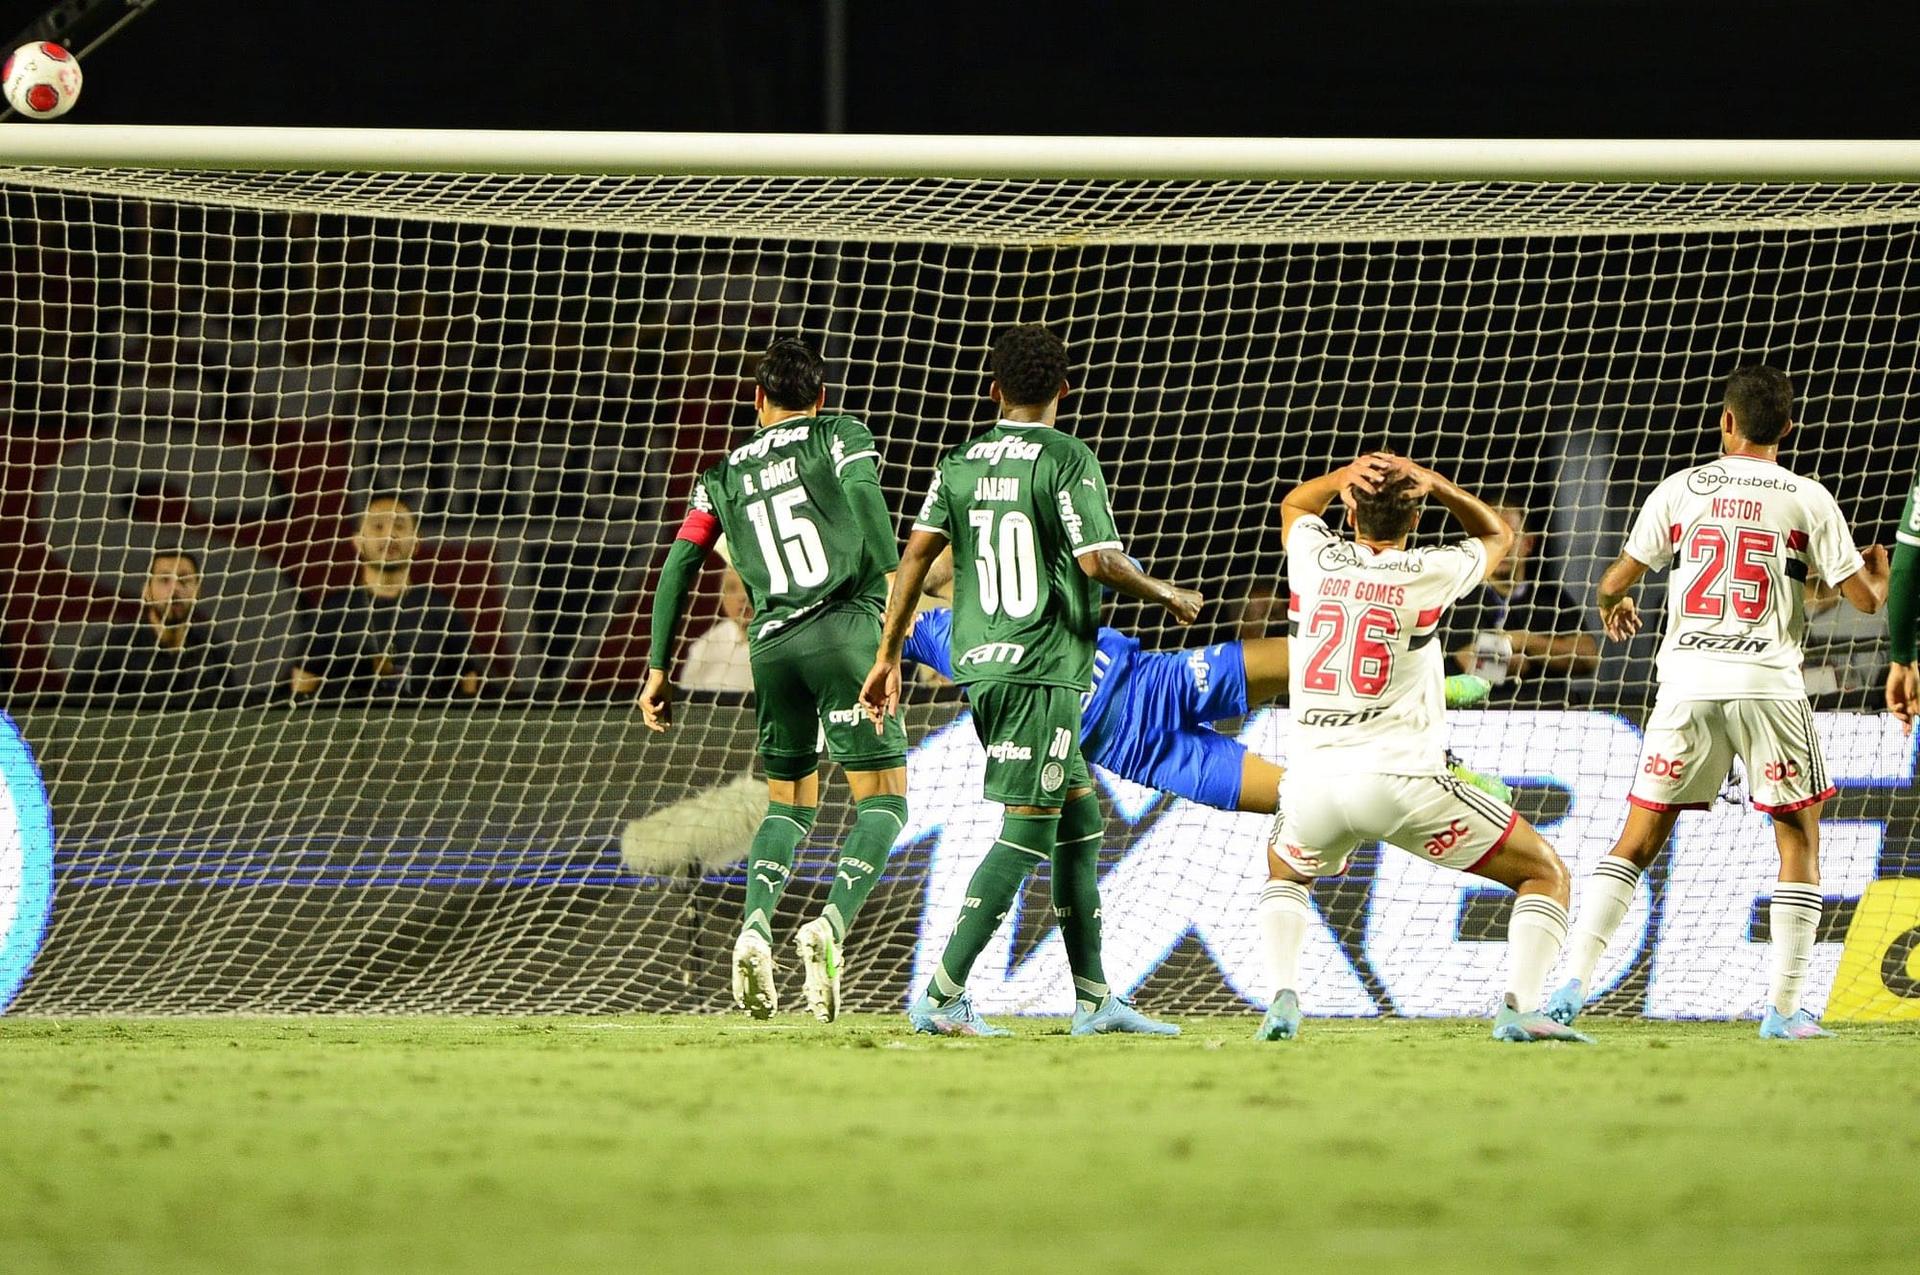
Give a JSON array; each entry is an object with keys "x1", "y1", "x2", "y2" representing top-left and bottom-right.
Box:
[
  {"x1": 1769, "y1": 882, "x2": 1823, "y2": 1017},
  {"x1": 1258, "y1": 879, "x2": 1313, "y2": 996},
  {"x1": 1565, "y1": 857, "x2": 1642, "y2": 990},
  {"x1": 1507, "y1": 895, "x2": 1571, "y2": 1014}
]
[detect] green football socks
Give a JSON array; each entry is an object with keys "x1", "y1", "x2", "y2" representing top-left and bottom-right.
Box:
[
  {"x1": 1051, "y1": 791, "x2": 1110, "y2": 1010},
  {"x1": 929, "y1": 811, "x2": 1056, "y2": 1005},
  {"x1": 742, "y1": 802, "x2": 815, "y2": 941},
  {"x1": 823, "y1": 793, "x2": 908, "y2": 941}
]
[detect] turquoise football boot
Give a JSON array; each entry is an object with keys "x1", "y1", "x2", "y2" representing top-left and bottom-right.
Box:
[
  {"x1": 907, "y1": 992, "x2": 1011, "y2": 1037},
  {"x1": 1071, "y1": 995, "x2": 1180, "y2": 1037},
  {"x1": 1254, "y1": 988, "x2": 1302, "y2": 1042}
]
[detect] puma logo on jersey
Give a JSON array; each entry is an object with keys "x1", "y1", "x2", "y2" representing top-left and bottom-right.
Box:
[
  {"x1": 958, "y1": 641, "x2": 1026, "y2": 667},
  {"x1": 729, "y1": 424, "x2": 811, "y2": 465},
  {"x1": 974, "y1": 476, "x2": 1021, "y2": 501},
  {"x1": 1675, "y1": 633, "x2": 1770, "y2": 653},
  {"x1": 965, "y1": 437, "x2": 1044, "y2": 464},
  {"x1": 825, "y1": 707, "x2": 864, "y2": 726},
  {"x1": 985, "y1": 740, "x2": 1034, "y2": 762}
]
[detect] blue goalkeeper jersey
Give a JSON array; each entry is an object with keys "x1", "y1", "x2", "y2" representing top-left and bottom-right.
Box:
[{"x1": 902, "y1": 606, "x2": 1139, "y2": 749}]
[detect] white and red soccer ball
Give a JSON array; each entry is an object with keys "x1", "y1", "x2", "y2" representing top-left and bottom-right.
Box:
[{"x1": 3, "y1": 42, "x2": 83, "y2": 120}]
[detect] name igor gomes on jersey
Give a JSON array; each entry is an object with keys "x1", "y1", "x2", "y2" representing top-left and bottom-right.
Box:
[
  {"x1": 1624, "y1": 455, "x2": 1864, "y2": 699},
  {"x1": 1284, "y1": 515, "x2": 1487, "y2": 776}
]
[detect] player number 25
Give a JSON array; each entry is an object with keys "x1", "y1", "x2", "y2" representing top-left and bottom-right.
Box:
[
  {"x1": 744, "y1": 489, "x2": 830, "y2": 595},
  {"x1": 968, "y1": 509, "x2": 1040, "y2": 618},
  {"x1": 1681, "y1": 525, "x2": 1777, "y2": 621}
]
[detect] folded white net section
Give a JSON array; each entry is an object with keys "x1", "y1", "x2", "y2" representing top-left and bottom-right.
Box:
[{"x1": 1, "y1": 160, "x2": 1915, "y2": 1016}]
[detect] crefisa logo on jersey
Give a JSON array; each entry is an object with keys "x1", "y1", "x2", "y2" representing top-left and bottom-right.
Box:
[{"x1": 0, "y1": 711, "x2": 55, "y2": 1013}]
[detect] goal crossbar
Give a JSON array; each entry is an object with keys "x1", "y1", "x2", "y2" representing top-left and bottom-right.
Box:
[{"x1": 5, "y1": 126, "x2": 1920, "y2": 180}]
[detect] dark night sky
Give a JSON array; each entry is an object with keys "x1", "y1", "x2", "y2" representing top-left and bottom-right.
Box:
[{"x1": 8, "y1": 0, "x2": 1920, "y2": 138}]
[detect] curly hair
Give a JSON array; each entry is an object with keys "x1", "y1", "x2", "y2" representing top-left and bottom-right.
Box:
[
  {"x1": 988, "y1": 324, "x2": 1069, "y2": 409},
  {"x1": 1350, "y1": 471, "x2": 1425, "y2": 542},
  {"x1": 755, "y1": 337, "x2": 827, "y2": 412}
]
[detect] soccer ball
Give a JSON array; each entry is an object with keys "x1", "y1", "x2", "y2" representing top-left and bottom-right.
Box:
[{"x1": 3, "y1": 42, "x2": 83, "y2": 120}]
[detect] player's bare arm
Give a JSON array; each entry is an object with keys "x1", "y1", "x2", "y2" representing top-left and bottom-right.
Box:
[
  {"x1": 862, "y1": 528, "x2": 948, "y2": 728},
  {"x1": 1277, "y1": 453, "x2": 1395, "y2": 545},
  {"x1": 1395, "y1": 459, "x2": 1515, "y2": 574},
  {"x1": 1077, "y1": 548, "x2": 1204, "y2": 625},
  {"x1": 1836, "y1": 543, "x2": 1890, "y2": 615},
  {"x1": 1596, "y1": 552, "x2": 1649, "y2": 641},
  {"x1": 639, "y1": 668, "x2": 674, "y2": 733}
]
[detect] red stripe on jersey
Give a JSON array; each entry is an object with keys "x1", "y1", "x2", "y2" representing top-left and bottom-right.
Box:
[
  {"x1": 1668, "y1": 522, "x2": 1682, "y2": 544},
  {"x1": 1288, "y1": 591, "x2": 1303, "y2": 614},
  {"x1": 1786, "y1": 529, "x2": 1809, "y2": 551},
  {"x1": 674, "y1": 509, "x2": 721, "y2": 550},
  {"x1": 1415, "y1": 606, "x2": 1443, "y2": 628}
]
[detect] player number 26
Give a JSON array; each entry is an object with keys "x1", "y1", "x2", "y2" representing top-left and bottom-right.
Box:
[{"x1": 1302, "y1": 601, "x2": 1397, "y2": 698}]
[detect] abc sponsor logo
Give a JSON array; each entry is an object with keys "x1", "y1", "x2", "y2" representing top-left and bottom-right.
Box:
[
  {"x1": 826, "y1": 706, "x2": 865, "y2": 726},
  {"x1": 1763, "y1": 759, "x2": 1802, "y2": 783},
  {"x1": 1423, "y1": 819, "x2": 1473, "y2": 858},
  {"x1": 1643, "y1": 753, "x2": 1687, "y2": 781}
]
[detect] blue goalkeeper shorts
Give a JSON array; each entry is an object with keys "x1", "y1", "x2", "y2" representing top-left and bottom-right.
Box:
[{"x1": 1087, "y1": 642, "x2": 1251, "y2": 812}]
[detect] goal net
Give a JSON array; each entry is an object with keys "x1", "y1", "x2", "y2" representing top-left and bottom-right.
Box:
[{"x1": 2, "y1": 131, "x2": 1916, "y2": 1018}]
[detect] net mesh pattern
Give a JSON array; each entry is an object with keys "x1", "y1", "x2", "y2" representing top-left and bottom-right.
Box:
[{"x1": 1, "y1": 164, "x2": 1915, "y2": 1017}]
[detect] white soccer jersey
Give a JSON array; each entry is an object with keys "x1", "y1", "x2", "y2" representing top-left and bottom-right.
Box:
[
  {"x1": 1285, "y1": 515, "x2": 1488, "y2": 775},
  {"x1": 1622, "y1": 454, "x2": 1864, "y2": 699}
]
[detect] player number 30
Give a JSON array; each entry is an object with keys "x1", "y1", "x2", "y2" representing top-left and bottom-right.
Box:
[{"x1": 968, "y1": 509, "x2": 1040, "y2": 618}]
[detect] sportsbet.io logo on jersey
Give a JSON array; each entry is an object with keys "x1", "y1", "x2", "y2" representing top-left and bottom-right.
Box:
[{"x1": 0, "y1": 711, "x2": 55, "y2": 1013}]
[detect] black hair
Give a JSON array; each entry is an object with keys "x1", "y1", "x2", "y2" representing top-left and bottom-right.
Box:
[
  {"x1": 1723, "y1": 365, "x2": 1793, "y2": 446},
  {"x1": 149, "y1": 548, "x2": 200, "y2": 574},
  {"x1": 989, "y1": 324, "x2": 1070, "y2": 409},
  {"x1": 1351, "y1": 471, "x2": 1425, "y2": 542},
  {"x1": 754, "y1": 337, "x2": 827, "y2": 412}
]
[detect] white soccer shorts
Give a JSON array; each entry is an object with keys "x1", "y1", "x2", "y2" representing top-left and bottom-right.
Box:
[
  {"x1": 1629, "y1": 695, "x2": 1834, "y2": 816},
  {"x1": 1269, "y1": 768, "x2": 1520, "y2": 878}
]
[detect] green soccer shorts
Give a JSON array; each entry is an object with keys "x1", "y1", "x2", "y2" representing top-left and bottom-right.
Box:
[
  {"x1": 750, "y1": 603, "x2": 906, "y2": 781},
  {"x1": 966, "y1": 681, "x2": 1092, "y2": 808}
]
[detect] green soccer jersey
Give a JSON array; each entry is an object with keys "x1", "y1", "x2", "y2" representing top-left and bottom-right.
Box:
[
  {"x1": 689, "y1": 413, "x2": 894, "y2": 643},
  {"x1": 912, "y1": 421, "x2": 1123, "y2": 690}
]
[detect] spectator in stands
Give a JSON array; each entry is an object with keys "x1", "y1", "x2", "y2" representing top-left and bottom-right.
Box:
[
  {"x1": 1446, "y1": 500, "x2": 1600, "y2": 705},
  {"x1": 66, "y1": 550, "x2": 234, "y2": 708},
  {"x1": 680, "y1": 567, "x2": 755, "y2": 692},
  {"x1": 290, "y1": 496, "x2": 481, "y2": 702}
]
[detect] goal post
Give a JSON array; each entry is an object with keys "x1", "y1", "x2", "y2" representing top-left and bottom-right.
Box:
[{"x1": 1, "y1": 130, "x2": 1916, "y2": 1018}]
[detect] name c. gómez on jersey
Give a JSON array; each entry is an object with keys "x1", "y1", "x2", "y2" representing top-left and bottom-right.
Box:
[
  {"x1": 685, "y1": 414, "x2": 891, "y2": 643},
  {"x1": 1623, "y1": 454, "x2": 1864, "y2": 699},
  {"x1": 1284, "y1": 515, "x2": 1487, "y2": 776}
]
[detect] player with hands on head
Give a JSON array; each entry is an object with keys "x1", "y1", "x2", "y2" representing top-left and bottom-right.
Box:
[
  {"x1": 642, "y1": 337, "x2": 909, "y2": 1024},
  {"x1": 1549, "y1": 366, "x2": 1889, "y2": 1038},
  {"x1": 862, "y1": 323, "x2": 1201, "y2": 1038},
  {"x1": 1259, "y1": 450, "x2": 1590, "y2": 1045}
]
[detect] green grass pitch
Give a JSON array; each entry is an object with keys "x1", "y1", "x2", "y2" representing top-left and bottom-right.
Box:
[{"x1": 2, "y1": 1015, "x2": 1915, "y2": 1272}]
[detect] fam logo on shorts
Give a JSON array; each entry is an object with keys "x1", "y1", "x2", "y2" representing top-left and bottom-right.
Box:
[{"x1": 0, "y1": 710, "x2": 55, "y2": 1014}]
